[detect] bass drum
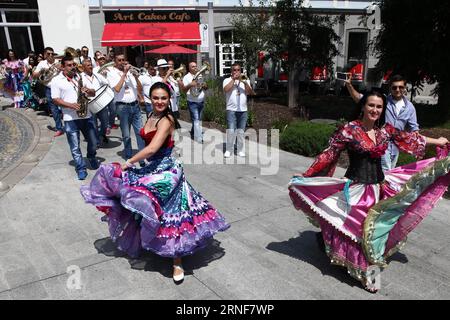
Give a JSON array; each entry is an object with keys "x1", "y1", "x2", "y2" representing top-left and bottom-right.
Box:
[{"x1": 88, "y1": 84, "x2": 114, "y2": 114}]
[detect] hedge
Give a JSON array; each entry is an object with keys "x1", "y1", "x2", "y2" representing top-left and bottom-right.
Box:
[{"x1": 280, "y1": 121, "x2": 336, "y2": 157}]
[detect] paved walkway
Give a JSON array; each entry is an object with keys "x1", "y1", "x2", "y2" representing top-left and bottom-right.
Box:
[{"x1": 0, "y1": 110, "x2": 449, "y2": 300}]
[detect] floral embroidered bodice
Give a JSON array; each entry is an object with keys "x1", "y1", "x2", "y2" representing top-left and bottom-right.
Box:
[{"x1": 303, "y1": 120, "x2": 426, "y2": 182}]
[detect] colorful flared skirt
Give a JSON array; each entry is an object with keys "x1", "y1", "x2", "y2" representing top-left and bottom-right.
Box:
[
  {"x1": 289, "y1": 149, "x2": 450, "y2": 285},
  {"x1": 80, "y1": 155, "x2": 230, "y2": 258}
]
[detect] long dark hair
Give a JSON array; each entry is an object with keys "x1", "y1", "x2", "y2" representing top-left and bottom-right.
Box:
[
  {"x1": 354, "y1": 89, "x2": 387, "y2": 127},
  {"x1": 7, "y1": 49, "x2": 17, "y2": 61},
  {"x1": 149, "y1": 82, "x2": 181, "y2": 129}
]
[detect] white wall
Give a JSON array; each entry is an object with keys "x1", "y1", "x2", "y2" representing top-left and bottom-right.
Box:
[{"x1": 37, "y1": 0, "x2": 94, "y2": 57}]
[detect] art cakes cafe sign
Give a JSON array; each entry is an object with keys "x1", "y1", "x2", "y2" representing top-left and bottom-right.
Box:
[{"x1": 105, "y1": 10, "x2": 200, "y2": 23}]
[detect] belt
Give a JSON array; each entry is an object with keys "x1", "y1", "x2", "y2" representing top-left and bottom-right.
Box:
[{"x1": 116, "y1": 101, "x2": 138, "y2": 106}]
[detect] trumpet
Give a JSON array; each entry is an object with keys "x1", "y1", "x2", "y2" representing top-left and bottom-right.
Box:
[
  {"x1": 239, "y1": 74, "x2": 248, "y2": 81},
  {"x1": 172, "y1": 64, "x2": 186, "y2": 81},
  {"x1": 129, "y1": 65, "x2": 147, "y2": 77}
]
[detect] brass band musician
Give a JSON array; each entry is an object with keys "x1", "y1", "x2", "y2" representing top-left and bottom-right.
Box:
[
  {"x1": 33, "y1": 47, "x2": 65, "y2": 137},
  {"x1": 51, "y1": 55, "x2": 99, "y2": 180}
]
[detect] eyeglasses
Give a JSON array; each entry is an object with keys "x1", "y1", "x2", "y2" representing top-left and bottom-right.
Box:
[{"x1": 391, "y1": 86, "x2": 405, "y2": 90}]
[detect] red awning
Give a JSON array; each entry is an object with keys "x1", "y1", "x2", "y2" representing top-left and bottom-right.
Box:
[{"x1": 101, "y1": 22, "x2": 201, "y2": 47}]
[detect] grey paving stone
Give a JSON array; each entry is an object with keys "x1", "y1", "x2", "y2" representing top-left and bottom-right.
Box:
[
  {"x1": 4, "y1": 266, "x2": 41, "y2": 289},
  {"x1": 0, "y1": 291, "x2": 12, "y2": 300},
  {"x1": 9, "y1": 281, "x2": 49, "y2": 300},
  {"x1": 426, "y1": 284, "x2": 450, "y2": 300}
]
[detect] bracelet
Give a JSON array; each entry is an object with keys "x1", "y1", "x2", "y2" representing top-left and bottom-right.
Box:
[{"x1": 125, "y1": 160, "x2": 135, "y2": 168}]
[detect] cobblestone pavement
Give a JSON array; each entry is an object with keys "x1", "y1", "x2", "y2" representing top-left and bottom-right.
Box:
[{"x1": 0, "y1": 110, "x2": 33, "y2": 173}]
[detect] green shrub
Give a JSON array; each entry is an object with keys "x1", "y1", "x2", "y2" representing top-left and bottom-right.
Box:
[
  {"x1": 204, "y1": 87, "x2": 226, "y2": 127},
  {"x1": 247, "y1": 110, "x2": 255, "y2": 127},
  {"x1": 397, "y1": 146, "x2": 438, "y2": 166},
  {"x1": 179, "y1": 91, "x2": 187, "y2": 110},
  {"x1": 271, "y1": 119, "x2": 291, "y2": 134},
  {"x1": 280, "y1": 121, "x2": 336, "y2": 157}
]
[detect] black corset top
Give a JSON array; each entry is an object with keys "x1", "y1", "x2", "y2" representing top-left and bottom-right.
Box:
[{"x1": 344, "y1": 149, "x2": 385, "y2": 184}]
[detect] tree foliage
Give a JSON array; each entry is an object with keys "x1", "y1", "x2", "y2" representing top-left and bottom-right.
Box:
[
  {"x1": 373, "y1": 0, "x2": 450, "y2": 118},
  {"x1": 230, "y1": 0, "x2": 340, "y2": 108}
]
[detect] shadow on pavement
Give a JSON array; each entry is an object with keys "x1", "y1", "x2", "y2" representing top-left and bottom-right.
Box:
[
  {"x1": 94, "y1": 237, "x2": 226, "y2": 279},
  {"x1": 69, "y1": 157, "x2": 107, "y2": 169},
  {"x1": 266, "y1": 230, "x2": 364, "y2": 289}
]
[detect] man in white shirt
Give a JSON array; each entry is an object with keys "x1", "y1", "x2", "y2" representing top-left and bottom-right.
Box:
[
  {"x1": 33, "y1": 47, "x2": 64, "y2": 137},
  {"x1": 182, "y1": 61, "x2": 208, "y2": 143},
  {"x1": 138, "y1": 61, "x2": 157, "y2": 117},
  {"x1": 94, "y1": 51, "x2": 117, "y2": 132},
  {"x1": 154, "y1": 59, "x2": 180, "y2": 119},
  {"x1": 51, "y1": 56, "x2": 99, "y2": 180},
  {"x1": 81, "y1": 59, "x2": 110, "y2": 145},
  {"x1": 106, "y1": 54, "x2": 145, "y2": 164},
  {"x1": 223, "y1": 63, "x2": 255, "y2": 158}
]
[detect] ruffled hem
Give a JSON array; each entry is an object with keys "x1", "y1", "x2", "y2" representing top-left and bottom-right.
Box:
[
  {"x1": 80, "y1": 163, "x2": 230, "y2": 258},
  {"x1": 289, "y1": 185, "x2": 361, "y2": 242},
  {"x1": 104, "y1": 204, "x2": 229, "y2": 258},
  {"x1": 363, "y1": 155, "x2": 450, "y2": 266}
]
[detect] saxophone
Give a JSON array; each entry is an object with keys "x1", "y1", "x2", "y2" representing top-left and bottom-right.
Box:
[{"x1": 77, "y1": 74, "x2": 89, "y2": 118}]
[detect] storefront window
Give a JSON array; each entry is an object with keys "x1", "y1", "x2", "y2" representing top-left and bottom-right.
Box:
[
  {"x1": 31, "y1": 26, "x2": 44, "y2": 55},
  {"x1": 8, "y1": 27, "x2": 32, "y2": 59},
  {"x1": 5, "y1": 11, "x2": 39, "y2": 23},
  {"x1": 0, "y1": 0, "x2": 38, "y2": 9},
  {"x1": 0, "y1": 28, "x2": 8, "y2": 59},
  {"x1": 221, "y1": 30, "x2": 232, "y2": 44}
]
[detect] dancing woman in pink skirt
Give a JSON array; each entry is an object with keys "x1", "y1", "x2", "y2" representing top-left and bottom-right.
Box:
[{"x1": 289, "y1": 90, "x2": 450, "y2": 292}]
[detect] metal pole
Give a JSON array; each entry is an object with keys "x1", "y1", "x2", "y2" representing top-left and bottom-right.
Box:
[{"x1": 207, "y1": 2, "x2": 216, "y2": 77}]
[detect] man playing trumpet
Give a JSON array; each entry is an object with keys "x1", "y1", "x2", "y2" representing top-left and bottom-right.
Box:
[
  {"x1": 105, "y1": 54, "x2": 146, "y2": 165},
  {"x1": 223, "y1": 63, "x2": 255, "y2": 158},
  {"x1": 152, "y1": 59, "x2": 180, "y2": 119}
]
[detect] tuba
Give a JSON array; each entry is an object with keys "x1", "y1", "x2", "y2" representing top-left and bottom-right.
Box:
[
  {"x1": 38, "y1": 61, "x2": 61, "y2": 86},
  {"x1": 97, "y1": 61, "x2": 115, "y2": 76},
  {"x1": 190, "y1": 62, "x2": 211, "y2": 97},
  {"x1": 173, "y1": 64, "x2": 186, "y2": 81}
]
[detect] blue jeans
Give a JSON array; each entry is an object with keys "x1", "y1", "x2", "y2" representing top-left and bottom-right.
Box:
[
  {"x1": 46, "y1": 87, "x2": 64, "y2": 132},
  {"x1": 64, "y1": 117, "x2": 97, "y2": 173},
  {"x1": 145, "y1": 102, "x2": 153, "y2": 117},
  {"x1": 187, "y1": 101, "x2": 204, "y2": 142},
  {"x1": 108, "y1": 101, "x2": 118, "y2": 127},
  {"x1": 93, "y1": 106, "x2": 109, "y2": 139},
  {"x1": 226, "y1": 110, "x2": 248, "y2": 153},
  {"x1": 381, "y1": 150, "x2": 399, "y2": 172},
  {"x1": 116, "y1": 101, "x2": 145, "y2": 159}
]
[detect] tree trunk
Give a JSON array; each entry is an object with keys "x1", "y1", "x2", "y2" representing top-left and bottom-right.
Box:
[
  {"x1": 438, "y1": 81, "x2": 450, "y2": 122},
  {"x1": 288, "y1": 64, "x2": 299, "y2": 109}
]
